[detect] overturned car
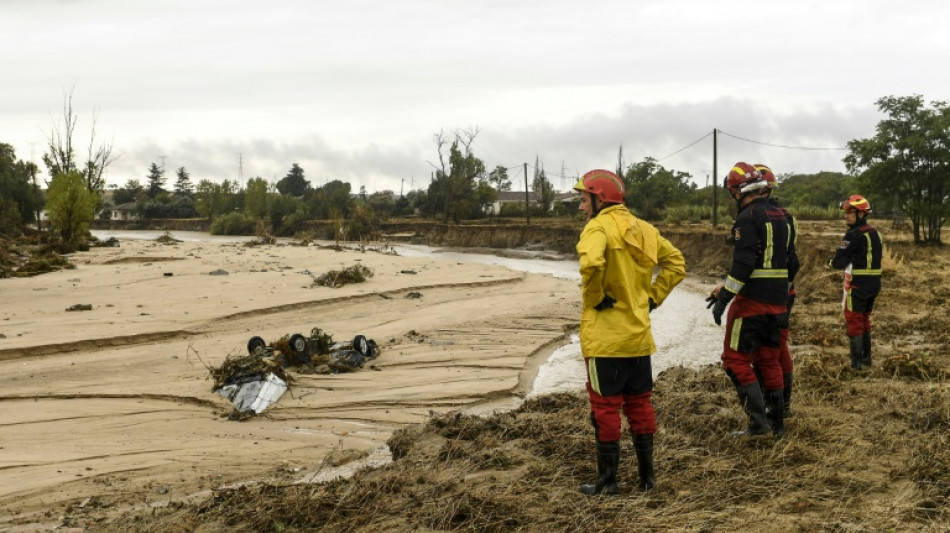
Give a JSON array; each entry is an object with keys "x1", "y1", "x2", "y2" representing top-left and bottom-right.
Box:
[
  {"x1": 246, "y1": 327, "x2": 379, "y2": 373},
  {"x1": 211, "y1": 327, "x2": 380, "y2": 417}
]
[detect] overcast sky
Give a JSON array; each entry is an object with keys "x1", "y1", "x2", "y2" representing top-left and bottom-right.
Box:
[{"x1": 3, "y1": 0, "x2": 948, "y2": 193}]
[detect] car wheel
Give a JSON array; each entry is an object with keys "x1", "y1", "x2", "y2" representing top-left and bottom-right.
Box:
[
  {"x1": 289, "y1": 333, "x2": 308, "y2": 355},
  {"x1": 353, "y1": 334, "x2": 374, "y2": 358},
  {"x1": 247, "y1": 336, "x2": 267, "y2": 355}
]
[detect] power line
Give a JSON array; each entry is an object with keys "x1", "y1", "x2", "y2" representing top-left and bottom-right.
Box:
[
  {"x1": 657, "y1": 131, "x2": 713, "y2": 162},
  {"x1": 718, "y1": 130, "x2": 848, "y2": 151}
]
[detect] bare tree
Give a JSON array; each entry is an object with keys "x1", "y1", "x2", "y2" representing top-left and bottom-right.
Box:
[{"x1": 43, "y1": 88, "x2": 117, "y2": 193}]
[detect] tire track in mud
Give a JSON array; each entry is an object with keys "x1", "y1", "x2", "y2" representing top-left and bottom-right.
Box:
[
  {"x1": 0, "y1": 331, "x2": 195, "y2": 361},
  {"x1": 208, "y1": 273, "x2": 527, "y2": 324},
  {"x1": 0, "y1": 275, "x2": 527, "y2": 363},
  {"x1": 0, "y1": 393, "x2": 221, "y2": 410}
]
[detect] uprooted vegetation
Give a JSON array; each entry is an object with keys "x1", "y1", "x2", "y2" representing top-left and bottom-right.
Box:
[
  {"x1": 311, "y1": 263, "x2": 374, "y2": 288},
  {"x1": 91, "y1": 221, "x2": 950, "y2": 531},
  {"x1": 99, "y1": 357, "x2": 950, "y2": 532}
]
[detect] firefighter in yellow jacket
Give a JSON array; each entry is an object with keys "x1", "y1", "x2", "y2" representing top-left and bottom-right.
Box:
[{"x1": 574, "y1": 169, "x2": 686, "y2": 495}]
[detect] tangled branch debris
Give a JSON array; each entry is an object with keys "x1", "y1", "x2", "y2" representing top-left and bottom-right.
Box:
[{"x1": 312, "y1": 263, "x2": 374, "y2": 288}]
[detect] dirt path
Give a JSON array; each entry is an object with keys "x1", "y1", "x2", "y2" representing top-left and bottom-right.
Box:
[{"x1": 0, "y1": 239, "x2": 580, "y2": 530}]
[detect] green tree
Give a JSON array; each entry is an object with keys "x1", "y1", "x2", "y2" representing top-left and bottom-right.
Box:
[
  {"x1": 0, "y1": 143, "x2": 43, "y2": 234},
  {"x1": 174, "y1": 167, "x2": 194, "y2": 196},
  {"x1": 845, "y1": 95, "x2": 950, "y2": 244},
  {"x1": 308, "y1": 179, "x2": 352, "y2": 220},
  {"x1": 773, "y1": 172, "x2": 854, "y2": 210},
  {"x1": 267, "y1": 194, "x2": 303, "y2": 235},
  {"x1": 276, "y1": 163, "x2": 309, "y2": 196},
  {"x1": 46, "y1": 170, "x2": 96, "y2": 245},
  {"x1": 195, "y1": 179, "x2": 238, "y2": 219},
  {"x1": 622, "y1": 157, "x2": 695, "y2": 220},
  {"x1": 487, "y1": 165, "x2": 512, "y2": 191},
  {"x1": 366, "y1": 190, "x2": 396, "y2": 220},
  {"x1": 426, "y1": 129, "x2": 489, "y2": 222},
  {"x1": 244, "y1": 177, "x2": 269, "y2": 219},
  {"x1": 113, "y1": 178, "x2": 145, "y2": 205},
  {"x1": 145, "y1": 163, "x2": 166, "y2": 199}
]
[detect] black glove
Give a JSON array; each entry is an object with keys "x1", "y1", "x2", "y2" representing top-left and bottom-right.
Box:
[
  {"x1": 594, "y1": 295, "x2": 615, "y2": 311},
  {"x1": 711, "y1": 291, "x2": 735, "y2": 326},
  {"x1": 648, "y1": 297, "x2": 657, "y2": 312},
  {"x1": 712, "y1": 298, "x2": 728, "y2": 326},
  {"x1": 705, "y1": 294, "x2": 717, "y2": 309}
]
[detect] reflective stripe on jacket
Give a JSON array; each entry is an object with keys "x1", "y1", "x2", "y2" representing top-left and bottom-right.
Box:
[
  {"x1": 723, "y1": 197, "x2": 790, "y2": 306},
  {"x1": 577, "y1": 204, "x2": 686, "y2": 358},
  {"x1": 831, "y1": 222, "x2": 882, "y2": 298}
]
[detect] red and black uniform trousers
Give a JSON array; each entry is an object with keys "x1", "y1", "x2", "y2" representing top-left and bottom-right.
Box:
[
  {"x1": 844, "y1": 283, "x2": 878, "y2": 337},
  {"x1": 721, "y1": 294, "x2": 787, "y2": 391},
  {"x1": 585, "y1": 355, "x2": 655, "y2": 443}
]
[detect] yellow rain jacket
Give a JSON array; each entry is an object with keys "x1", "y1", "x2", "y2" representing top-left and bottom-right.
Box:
[{"x1": 577, "y1": 204, "x2": 686, "y2": 358}]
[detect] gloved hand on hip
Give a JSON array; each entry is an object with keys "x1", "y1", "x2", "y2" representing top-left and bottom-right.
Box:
[{"x1": 594, "y1": 295, "x2": 615, "y2": 311}]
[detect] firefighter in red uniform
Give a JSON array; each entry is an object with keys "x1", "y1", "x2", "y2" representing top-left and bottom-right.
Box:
[
  {"x1": 829, "y1": 195, "x2": 882, "y2": 369},
  {"x1": 754, "y1": 164, "x2": 799, "y2": 418},
  {"x1": 708, "y1": 162, "x2": 789, "y2": 437}
]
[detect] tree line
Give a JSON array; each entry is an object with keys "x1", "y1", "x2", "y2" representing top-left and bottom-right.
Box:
[{"x1": 1, "y1": 94, "x2": 948, "y2": 247}]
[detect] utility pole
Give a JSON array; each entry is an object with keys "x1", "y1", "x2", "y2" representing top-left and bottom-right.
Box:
[
  {"x1": 238, "y1": 153, "x2": 244, "y2": 182},
  {"x1": 524, "y1": 162, "x2": 530, "y2": 226},
  {"x1": 400, "y1": 178, "x2": 404, "y2": 197},
  {"x1": 712, "y1": 128, "x2": 719, "y2": 227}
]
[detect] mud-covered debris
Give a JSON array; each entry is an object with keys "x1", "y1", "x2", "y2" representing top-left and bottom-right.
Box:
[
  {"x1": 66, "y1": 304, "x2": 93, "y2": 312},
  {"x1": 400, "y1": 269, "x2": 417, "y2": 275},
  {"x1": 90, "y1": 236, "x2": 120, "y2": 247},
  {"x1": 312, "y1": 264, "x2": 374, "y2": 288},
  {"x1": 883, "y1": 353, "x2": 947, "y2": 380},
  {"x1": 406, "y1": 291, "x2": 422, "y2": 299},
  {"x1": 156, "y1": 233, "x2": 182, "y2": 245},
  {"x1": 210, "y1": 353, "x2": 293, "y2": 416},
  {"x1": 210, "y1": 353, "x2": 291, "y2": 391},
  {"x1": 215, "y1": 372, "x2": 288, "y2": 415},
  {"x1": 209, "y1": 269, "x2": 229, "y2": 276}
]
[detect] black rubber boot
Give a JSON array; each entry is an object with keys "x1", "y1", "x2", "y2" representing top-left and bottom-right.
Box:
[
  {"x1": 782, "y1": 373, "x2": 794, "y2": 418},
  {"x1": 862, "y1": 331, "x2": 872, "y2": 367},
  {"x1": 732, "y1": 383, "x2": 772, "y2": 437},
  {"x1": 765, "y1": 388, "x2": 786, "y2": 438},
  {"x1": 580, "y1": 441, "x2": 620, "y2": 495},
  {"x1": 632, "y1": 433, "x2": 655, "y2": 490},
  {"x1": 849, "y1": 335, "x2": 864, "y2": 370}
]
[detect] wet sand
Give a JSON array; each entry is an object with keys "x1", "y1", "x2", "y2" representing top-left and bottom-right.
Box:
[{"x1": 0, "y1": 238, "x2": 581, "y2": 529}]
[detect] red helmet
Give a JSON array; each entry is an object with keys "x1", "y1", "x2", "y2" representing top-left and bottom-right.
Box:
[
  {"x1": 753, "y1": 163, "x2": 776, "y2": 189},
  {"x1": 725, "y1": 162, "x2": 766, "y2": 195},
  {"x1": 841, "y1": 194, "x2": 871, "y2": 213},
  {"x1": 573, "y1": 169, "x2": 625, "y2": 204}
]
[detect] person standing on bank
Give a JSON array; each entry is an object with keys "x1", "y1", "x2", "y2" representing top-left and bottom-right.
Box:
[
  {"x1": 708, "y1": 162, "x2": 790, "y2": 438},
  {"x1": 755, "y1": 164, "x2": 800, "y2": 419},
  {"x1": 828, "y1": 195, "x2": 882, "y2": 370},
  {"x1": 574, "y1": 169, "x2": 686, "y2": 495}
]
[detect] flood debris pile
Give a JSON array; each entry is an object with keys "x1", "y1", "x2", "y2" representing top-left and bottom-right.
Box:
[
  {"x1": 311, "y1": 263, "x2": 374, "y2": 288},
  {"x1": 211, "y1": 327, "x2": 380, "y2": 417},
  {"x1": 210, "y1": 353, "x2": 293, "y2": 419},
  {"x1": 155, "y1": 232, "x2": 182, "y2": 245},
  {"x1": 1, "y1": 234, "x2": 76, "y2": 277}
]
